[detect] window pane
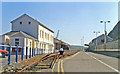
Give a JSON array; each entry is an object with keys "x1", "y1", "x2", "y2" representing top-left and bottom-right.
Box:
[
  {"x1": 15, "y1": 42, "x2": 19, "y2": 46},
  {"x1": 28, "y1": 21, "x2": 31, "y2": 24},
  {"x1": 15, "y1": 39, "x2": 19, "y2": 41},
  {"x1": 15, "y1": 38, "x2": 19, "y2": 46},
  {"x1": 20, "y1": 22, "x2": 22, "y2": 24}
]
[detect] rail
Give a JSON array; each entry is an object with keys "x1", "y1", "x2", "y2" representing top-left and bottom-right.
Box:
[{"x1": 18, "y1": 51, "x2": 68, "y2": 72}]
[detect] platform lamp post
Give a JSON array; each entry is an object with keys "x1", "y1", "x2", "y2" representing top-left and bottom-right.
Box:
[
  {"x1": 93, "y1": 31, "x2": 100, "y2": 51},
  {"x1": 100, "y1": 20, "x2": 110, "y2": 51}
]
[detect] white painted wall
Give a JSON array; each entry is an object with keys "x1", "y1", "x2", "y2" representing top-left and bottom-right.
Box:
[
  {"x1": 38, "y1": 25, "x2": 54, "y2": 50},
  {"x1": 0, "y1": 35, "x2": 10, "y2": 45},
  {"x1": 11, "y1": 14, "x2": 54, "y2": 51},
  {"x1": 12, "y1": 15, "x2": 38, "y2": 39}
]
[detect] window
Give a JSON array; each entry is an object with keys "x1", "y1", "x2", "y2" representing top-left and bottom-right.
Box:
[
  {"x1": 36, "y1": 43, "x2": 38, "y2": 48},
  {"x1": 48, "y1": 34, "x2": 49, "y2": 40},
  {"x1": 15, "y1": 38, "x2": 19, "y2": 46},
  {"x1": 42, "y1": 31, "x2": 44, "y2": 38},
  {"x1": 45, "y1": 32, "x2": 47, "y2": 39},
  {"x1": 20, "y1": 22, "x2": 22, "y2": 24},
  {"x1": 28, "y1": 21, "x2": 31, "y2": 24},
  {"x1": 40, "y1": 43, "x2": 41, "y2": 49},
  {"x1": 40, "y1": 30, "x2": 41, "y2": 38},
  {"x1": 30, "y1": 42, "x2": 32, "y2": 47},
  {"x1": 51, "y1": 36, "x2": 52, "y2": 42},
  {"x1": 101, "y1": 39, "x2": 104, "y2": 43}
]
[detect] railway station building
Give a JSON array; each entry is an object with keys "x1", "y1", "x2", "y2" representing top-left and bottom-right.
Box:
[{"x1": 0, "y1": 14, "x2": 54, "y2": 55}]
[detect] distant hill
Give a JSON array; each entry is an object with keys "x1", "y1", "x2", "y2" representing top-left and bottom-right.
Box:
[
  {"x1": 71, "y1": 45, "x2": 86, "y2": 49},
  {"x1": 108, "y1": 21, "x2": 119, "y2": 40}
]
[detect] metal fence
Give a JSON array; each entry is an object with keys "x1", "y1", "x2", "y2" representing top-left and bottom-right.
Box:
[
  {"x1": 97, "y1": 40, "x2": 118, "y2": 49},
  {"x1": 0, "y1": 44, "x2": 54, "y2": 65},
  {"x1": 89, "y1": 40, "x2": 118, "y2": 50}
]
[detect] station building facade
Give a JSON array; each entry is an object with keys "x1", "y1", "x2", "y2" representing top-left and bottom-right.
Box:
[{"x1": 0, "y1": 14, "x2": 54, "y2": 55}]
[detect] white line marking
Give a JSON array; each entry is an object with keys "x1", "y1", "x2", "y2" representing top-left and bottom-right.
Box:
[{"x1": 85, "y1": 52, "x2": 120, "y2": 73}]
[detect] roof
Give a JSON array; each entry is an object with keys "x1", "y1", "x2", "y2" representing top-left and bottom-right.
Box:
[
  {"x1": 11, "y1": 14, "x2": 54, "y2": 33},
  {"x1": 19, "y1": 31, "x2": 38, "y2": 40},
  {"x1": 92, "y1": 34, "x2": 113, "y2": 42},
  {"x1": 2, "y1": 31, "x2": 38, "y2": 41},
  {"x1": 2, "y1": 31, "x2": 18, "y2": 36},
  {"x1": 54, "y1": 38, "x2": 70, "y2": 46},
  {"x1": 92, "y1": 34, "x2": 104, "y2": 41}
]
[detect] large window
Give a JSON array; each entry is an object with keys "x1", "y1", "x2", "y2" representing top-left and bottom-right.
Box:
[
  {"x1": 42, "y1": 31, "x2": 44, "y2": 38},
  {"x1": 15, "y1": 38, "x2": 19, "y2": 46},
  {"x1": 48, "y1": 34, "x2": 49, "y2": 40},
  {"x1": 45, "y1": 32, "x2": 47, "y2": 39},
  {"x1": 40, "y1": 30, "x2": 41, "y2": 38}
]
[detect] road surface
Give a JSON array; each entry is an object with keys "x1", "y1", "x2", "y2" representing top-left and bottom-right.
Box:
[{"x1": 53, "y1": 51, "x2": 119, "y2": 73}]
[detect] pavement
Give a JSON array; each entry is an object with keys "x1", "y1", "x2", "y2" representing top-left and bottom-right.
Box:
[
  {"x1": 53, "y1": 51, "x2": 119, "y2": 73},
  {"x1": 0, "y1": 55, "x2": 28, "y2": 66}
]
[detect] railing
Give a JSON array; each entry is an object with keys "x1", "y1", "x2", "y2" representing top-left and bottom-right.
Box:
[
  {"x1": 0, "y1": 44, "x2": 54, "y2": 65},
  {"x1": 89, "y1": 40, "x2": 119, "y2": 51}
]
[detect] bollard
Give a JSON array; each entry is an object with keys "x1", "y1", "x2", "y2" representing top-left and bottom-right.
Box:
[
  {"x1": 38, "y1": 49, "x2": 39, "y2": 55},
  {"x1": 36, "y1": 48, "x2": 37, "y2": 55},
  {"x1": 26, "y1": 47, "x2": 28, "y2": 59},
  {"x1": 21, "y1": 46, "x2": 24, "y2": 60},
  {"x1": 37, "y1": 48, "x2": 38, "y2": 55},
  {"x1": 43, "y1": 49, "x2": 44, "y2": 54},
  {"x1": 29, "y1": 47, "x2": 31, "y2": 58},
  {"x1": 2, "y1": 44, "x2": 5, "y2": 58},
  {"x1": 38, "y1": 48, "x2": 39, "y2": 55},
  {"x1": 44, "y1": 49, "x2": 45, "y2": 54},
  {"x1": 8, "y1": 45, "x2": 11, "y2": 65},
  {"x1": 41, "y1": 49, "x2": 43, "y2": 55},
  {"x1": 34, "y1": 48, "x2": 35, "y2": 56},
  {"x1": 39, "y1": 49, "x2": 41, "y2": 55},
  {"x1": 40, "y1": 49, "x2": 41, "y2": 55},
  {"x1": 16, "y1": 45, "x2": 18, "y2": 63},
  {"x1": 32, "y1": 48, "x2": 33, "y2": 57},
  {"x1": 39, "y1": 49, "x2": 40, "y2": 55}
]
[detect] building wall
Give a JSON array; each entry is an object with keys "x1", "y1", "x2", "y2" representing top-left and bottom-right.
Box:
[
  {"x1": 38, "y1": 25, "x2": 54, "y2": 51},
  {"x1": 0, "y1": 35, "x2": 10, "y2": 45},
  {"x1": 9, "y1": 33, "x2": 34, "y2": 55},
  {"x1": 11, "y1": 14, "x2": 54, "y2": 52},
  {"x1": 12, "y1": 15, "x2": 38, "y2": 39},
  {"x1": 38, "y1": 25, "x2": 54, "y2": 44},
  {"x1": 92, "y1": 35, "x2": 104, "y2": 46}
]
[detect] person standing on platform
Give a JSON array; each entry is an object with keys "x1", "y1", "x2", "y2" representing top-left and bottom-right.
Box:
[{"x1": 59, "y1": 47, "x2": 64, "y2": 55}]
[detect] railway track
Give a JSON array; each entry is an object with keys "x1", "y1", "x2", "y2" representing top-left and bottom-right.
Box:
[{"x1": 2, "y1": 51, "x2": 69, "y2": 72}]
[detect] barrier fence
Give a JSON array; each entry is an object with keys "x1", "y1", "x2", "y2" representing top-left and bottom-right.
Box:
[
  {"x1": 89, "y1": 40, "x2": 119, "y2": 51},
  {"x1": 0, "y1": 44, "x2": 54, "y2": 65}
]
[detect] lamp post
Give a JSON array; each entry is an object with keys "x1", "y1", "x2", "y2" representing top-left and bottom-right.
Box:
[
  {"x1": 93, "y1": 31, "x2": 100, "y2": 51},
  {"x1": 100, "y1": 20, "x2": 110, "y2": 51}
]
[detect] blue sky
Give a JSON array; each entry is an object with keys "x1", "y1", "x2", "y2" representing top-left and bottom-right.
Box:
[{"x1": 1, "y1": 2, "x2": 118, "y2": 45}]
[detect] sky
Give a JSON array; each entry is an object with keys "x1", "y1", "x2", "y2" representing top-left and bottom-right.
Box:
[{"x1": 1, "y1": 2, "x2": 118, "y2": 45}]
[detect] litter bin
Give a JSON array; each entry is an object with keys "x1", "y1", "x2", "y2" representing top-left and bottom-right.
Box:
[{"x1": 59, "y1": 51, "x2": 64, "y2": 55}]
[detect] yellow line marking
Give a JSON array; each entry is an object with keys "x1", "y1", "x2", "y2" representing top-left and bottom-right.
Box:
[
  {"x1": 58, "y1": 60, "x2": 60, "y2": 73},
  {"x1": 61, "y1": 60, "x2": 64, "y2": 74}
]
